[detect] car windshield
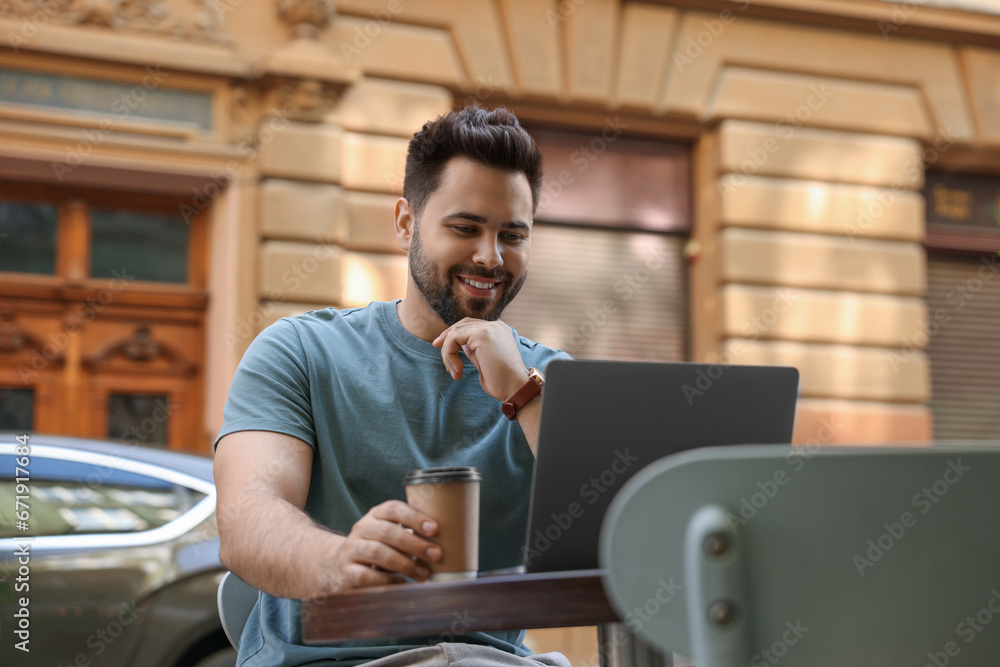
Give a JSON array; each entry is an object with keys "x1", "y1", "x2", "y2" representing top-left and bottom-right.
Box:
[{"x1": 0, "y1": 453, "x2": 207, "y2": 538}]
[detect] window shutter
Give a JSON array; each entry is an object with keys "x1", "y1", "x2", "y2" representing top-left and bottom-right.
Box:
[
  {"x1": 502, "y1": 223, "x2": 688, "y2": 362},
  {"x1": 925, "y1": 252, "x2": 1000, "y2": 440}
]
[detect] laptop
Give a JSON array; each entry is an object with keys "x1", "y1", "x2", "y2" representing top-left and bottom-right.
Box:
[{"x1": 521, "y1": 359, "x2": 799, "y2": 573}]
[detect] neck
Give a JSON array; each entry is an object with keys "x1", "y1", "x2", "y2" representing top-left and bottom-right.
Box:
[{"x1": 396, "y1": 286, "x2": 448, "y2": 342}]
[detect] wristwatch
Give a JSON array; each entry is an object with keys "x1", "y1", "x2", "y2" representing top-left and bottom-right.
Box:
[{"x1": 501, "y1": 367, "x2": 545, "y2": 421}]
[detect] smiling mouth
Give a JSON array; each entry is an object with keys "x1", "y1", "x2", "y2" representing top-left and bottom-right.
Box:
[
  {"x1": 456, "y1": 275, "x2": 504, "y2": 297},
  {"x1": 459, "y1": 277, "x2": 498, "y2": 290}
]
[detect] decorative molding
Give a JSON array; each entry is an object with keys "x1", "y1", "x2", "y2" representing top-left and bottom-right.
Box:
[
  {"x1": 253, "y1": 0, "x2": 359, "y2": 118},
  {"x1": 329, "y1": 1, "x2": 995, "y2": 148},
  {"x1": 0, "y1": 310, "x2": 64, "y2": 366},
  {"x1": 85, "y1": 324, "x2": 196, "y2": 375},
  {"x1": 661, "y1": 12, "x2": 973, "y2": 141},
  {"x1": 0, "y1": 0, "x2": 233, "y2": 47},
  {"x1": 253, "y1": 39, "x2": 359, "y2": 93},
  {"x1": 121, "y1": 324, "x2": 161, "y2": 362},
  {"x1": 267, "y1": 77, "x2": 338, "y2": 122},
  {"x1": 0, "y1": 310, "x2": 31, "y2": 355},
  {"x1": 235, "y1": 75, "x2": 341, "y2": 128},
  {"x1": 644, "y1": 0, "x2": 1000, "y2": 47},
  {"x1": 276, "y1": 0, "x2": 335, "y2": 40},
  {"x1": 228, "y1": 82, "x2": 260, "y2": 146}
]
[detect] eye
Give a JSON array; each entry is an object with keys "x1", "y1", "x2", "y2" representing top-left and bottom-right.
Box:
[
  {"x1": 501, "y1": 232, "x2": 527, "y2": 243},
  {"x1": 452, "y1": 225, "x2": 477, "y2": 234}
]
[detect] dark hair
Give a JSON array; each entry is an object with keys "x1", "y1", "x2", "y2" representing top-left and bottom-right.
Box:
[{"x1": 403, "y1": 105, "x2": 543, "y2": 219}]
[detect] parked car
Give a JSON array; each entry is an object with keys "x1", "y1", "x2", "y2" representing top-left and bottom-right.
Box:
[{"x1": 0, "y1": 434, "x2": 236, "y2": 667}]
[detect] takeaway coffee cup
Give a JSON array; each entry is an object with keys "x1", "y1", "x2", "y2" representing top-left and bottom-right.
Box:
[{"x1": 403, "y1": 466, "x2": 481, "y2": 581}]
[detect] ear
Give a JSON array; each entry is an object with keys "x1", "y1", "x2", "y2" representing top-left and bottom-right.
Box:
[{"x1": 394, "y1": 197, "x2": 415, "y2": 252}]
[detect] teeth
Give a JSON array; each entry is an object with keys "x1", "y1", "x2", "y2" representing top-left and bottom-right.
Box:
[{"x1": 463, "y1": 278, "x2": 494, "y2": 290}]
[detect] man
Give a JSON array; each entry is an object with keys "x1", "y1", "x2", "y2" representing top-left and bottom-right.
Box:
[{"x1": 214, "y1": 105, "x2": 573, "y2": 667}]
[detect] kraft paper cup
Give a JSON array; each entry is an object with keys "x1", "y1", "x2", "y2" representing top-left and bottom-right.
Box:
[{"x1": 403, "y1": 466, "x2": 481, "y2": 581}]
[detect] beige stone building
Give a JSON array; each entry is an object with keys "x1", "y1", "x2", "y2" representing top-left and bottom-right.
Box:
[{"x1": 2, "y1": 0, "x2": 999, "y2": 658}]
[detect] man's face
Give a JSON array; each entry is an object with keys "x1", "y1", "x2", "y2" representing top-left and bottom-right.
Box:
[{"x1": 405, "y1": 157, "x2": 533, "y2": 326}]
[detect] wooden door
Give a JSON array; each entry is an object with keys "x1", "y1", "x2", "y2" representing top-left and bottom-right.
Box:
[{"x1": 0, "y1": 183, "x2": 209, "y2": 453}]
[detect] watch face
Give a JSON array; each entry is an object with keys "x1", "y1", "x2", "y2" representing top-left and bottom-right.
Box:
[{"x1": 529, "y1": 368, "x2": 545, "y2": 386}]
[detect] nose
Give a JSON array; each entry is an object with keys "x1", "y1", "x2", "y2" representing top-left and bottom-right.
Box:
[{"x1": 473, "y1": 234, "x2": 503, "y2": 270}]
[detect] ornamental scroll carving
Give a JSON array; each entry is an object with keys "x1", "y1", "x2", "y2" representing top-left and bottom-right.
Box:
[
  {"x1": 0, "y1": 0, "x2": 233, "y2": 46},
  {"x1": 0, "y1": 310, "x2": 66, "y2": 369},
  {"x1": 85, "y1": 324, "x2": 195, "y2": 375},
  {"x1": 228, "y1": 82, "x2": 260, "y2": 148},
  {"x1": 276, "y1": 0, "x2": 335, "y2": 40},
  {"x1": 0, "y1": 311, "x2": 31, "y2": 355},
  {"x1": 273, "y1": 77, "x2": 337, "y2": 122}
]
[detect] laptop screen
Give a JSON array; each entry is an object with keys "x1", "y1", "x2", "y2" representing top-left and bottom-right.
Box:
[{"x1": 523, "y1": 359, "x2": 799, "y2": 573}]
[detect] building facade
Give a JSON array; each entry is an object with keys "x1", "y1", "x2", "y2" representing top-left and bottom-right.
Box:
[
  {"x1": 3, "y1": 0, "x2": 1000, "y2": 661},
  {"x1": 4, "y1": 0, "x2": 999, "y2": 454}
]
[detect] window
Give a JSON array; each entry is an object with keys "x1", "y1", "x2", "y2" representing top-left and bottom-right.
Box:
[
  {"x1": 923, "y1": 171, "x2": 1000, "y2": 441},
  {"x1": 502, "y1": 128, "x2": 691, "y2": 362},
  {"x1": 0, "y1": 186, "x2": 195, "y2": 285},
  {"x1": 503, "y1": 225, "x2": 688, "y2": 361},
  {"x1": 0, "y1": 387, "x2": 33, "y2": 431},
  {"x1": 0, "y1": 200, "x2": 57, "y2": 274},
  {"x1": 925, "y1": 252, "x2": 1000, "y2": 440},
  {"x1": 107, "y1": 393, "x2": 169, "y2": 446},
  {"x1": 0, "y1": 453, "x2": 206, "y2": 538},
  {"x1": 90, "y1": 208, "x2": 189, "y2": 283}
]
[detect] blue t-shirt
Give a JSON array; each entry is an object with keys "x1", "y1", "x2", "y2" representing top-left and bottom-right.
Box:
[{"x1": 216, "y1": 300, "x2": 571, "y2": 667}]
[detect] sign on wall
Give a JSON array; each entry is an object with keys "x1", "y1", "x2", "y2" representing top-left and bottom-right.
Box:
[
  {"x1": 925, "y1": 171, "x2": 1000, "y2": 236},
  {"x1": 0, "y1": 68, "x2": 213, "y2": 132}
]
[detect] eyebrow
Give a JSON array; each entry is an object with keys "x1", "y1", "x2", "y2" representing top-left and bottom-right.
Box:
[{"x1": 443, "y1": 212, "x2": 531, "y2": 231}]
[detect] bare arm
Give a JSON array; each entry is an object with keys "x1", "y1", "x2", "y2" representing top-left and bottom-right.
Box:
[
  {"x1": 214, "y1": 430, "x2": 442, "y2": 599},
  {"x1": 510, "y1": 394, "x2": 541, "y2": 456},
  {"x1": 432, "y1": 319, "x2": 543, "y2": 456}
]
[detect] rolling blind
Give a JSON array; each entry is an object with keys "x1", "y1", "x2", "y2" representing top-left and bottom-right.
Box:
[
  {"x1": 925, "y1": 252, "x2": 1000, "y2": 440},
  {"x1": 502, "y1": 223, "x2": 688, "y2": 362}
]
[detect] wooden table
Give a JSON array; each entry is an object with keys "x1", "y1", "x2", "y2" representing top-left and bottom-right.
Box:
[{"x1": 301, "y1": 569, "x2": 669, "y2": 667}]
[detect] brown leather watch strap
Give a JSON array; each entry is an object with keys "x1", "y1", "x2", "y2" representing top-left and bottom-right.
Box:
[{"x1": 501, "y1": 368, "x2": 544, "y2": 421}]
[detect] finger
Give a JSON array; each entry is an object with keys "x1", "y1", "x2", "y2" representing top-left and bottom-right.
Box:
[
  {"x1": 359, "y1": 517, "x2": 442, "y2": 565},
  {"x1": 347, "y1": 537, "x2": 435, "y2": 580},
  {"x1": 431, "y1": 320, "x2": 466, "y2": 348},
  {"x1": 341, "y1": 562, "x2": 406, "y2": 589},
  {"x1": 434, "y1": 328, "x2": 467, "y2": 379},
  {"x1": 371, "y1": 499, "x2": 439, "y2": 537},
  {"x1": 364, "y1": 503, "x2": 442, "y2": 564}
]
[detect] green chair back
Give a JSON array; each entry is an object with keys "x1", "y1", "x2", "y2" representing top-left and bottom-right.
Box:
[{"x1": 600, "y1": 444, "x2": 1000, "y2": 667}]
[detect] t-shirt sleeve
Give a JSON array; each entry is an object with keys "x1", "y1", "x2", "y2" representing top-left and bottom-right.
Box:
[
  {"x1": 518, "y1": 335, "x2": 574, "y2": 372},
  {"x1": 538, "y1": 348, "x2": 574, "y2": 368},
  {"x1": 214, "y1": 318, "x2": 317, "y2": 450}
]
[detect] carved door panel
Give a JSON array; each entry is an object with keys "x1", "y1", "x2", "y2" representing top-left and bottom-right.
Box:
[
  {"x1": 83, "y1": 322, "x2": 202, "y2": 452},
  {"x1": 0, "y1": 309, "x2": 69, "y2": 434},
  {"x1": 0, "y1": 368, "x2": 59, "y2": 435}
]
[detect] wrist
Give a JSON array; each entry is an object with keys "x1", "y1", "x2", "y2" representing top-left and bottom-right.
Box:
[
  {"x1": 501, "y1": 367, "x2": 544, "y2": 421},
  {"x1": 504, "y1": 367, "x2": 530, "y2": 399}
]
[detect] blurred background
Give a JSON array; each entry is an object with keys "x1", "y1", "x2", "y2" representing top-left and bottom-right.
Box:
[{"x1": 1, "y1": 0, "x2": 999, "y2": 663}]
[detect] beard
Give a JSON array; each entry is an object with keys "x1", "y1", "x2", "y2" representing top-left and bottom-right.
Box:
[{"x1": 408, "y1": 226, "x2": 527, "y2": 327}]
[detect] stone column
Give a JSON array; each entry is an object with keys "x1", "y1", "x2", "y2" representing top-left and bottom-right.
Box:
[
  {"x1": 246, "y1": 0, "x2": 357, "y2": 335},
  {"x1": 692, "y1": 120, "x2": 934, "y2": 444}
]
